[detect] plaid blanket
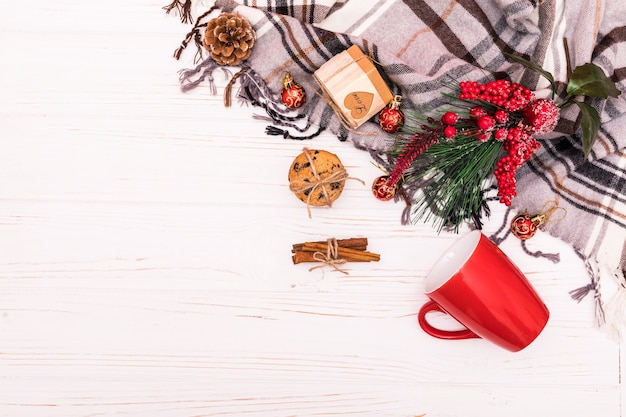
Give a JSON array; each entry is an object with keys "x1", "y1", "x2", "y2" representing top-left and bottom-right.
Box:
[{"x1": 167, "y1": 0, "x2": 626, "y2": 335}]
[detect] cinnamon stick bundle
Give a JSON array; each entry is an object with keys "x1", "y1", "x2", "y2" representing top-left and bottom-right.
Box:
[
  {"x1": 291, "y1": 237, "x2": 380, "y2": 264},
  {"x1": 292, "y1": 237, "x2": 368, "y2": 252}
]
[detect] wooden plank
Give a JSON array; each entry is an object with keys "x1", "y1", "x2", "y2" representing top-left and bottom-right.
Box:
[{"x1": 0, "y1": 1, "x2": 622, "y2": 416}]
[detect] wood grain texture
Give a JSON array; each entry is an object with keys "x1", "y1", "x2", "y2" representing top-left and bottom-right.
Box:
[{"x1": 0, "y1": 1, "x2": 623, "y2": 416}]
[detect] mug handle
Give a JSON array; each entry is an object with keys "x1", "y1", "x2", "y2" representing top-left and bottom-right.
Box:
[{"x1": 418, "y1": 300, "x2": 480, "y2": 340}]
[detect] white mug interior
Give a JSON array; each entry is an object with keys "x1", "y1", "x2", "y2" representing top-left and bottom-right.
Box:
[{"x1": 424, "y1": 230, "x2": 482, "y2": 294}]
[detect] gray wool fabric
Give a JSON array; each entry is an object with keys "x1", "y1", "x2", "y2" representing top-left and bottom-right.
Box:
[{"x1": 170, "y1": 0, "x2": 626, "y2": 334}]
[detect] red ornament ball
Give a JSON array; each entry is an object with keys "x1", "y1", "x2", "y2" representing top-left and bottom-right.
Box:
[
  {"x1": 372, "y1": 175, "x2": 397, "y2": 201},
  {"x1": 510, "y1": 213, "x2": 538, "y2": 240},
  {"x1": 379, "y1": 108, "x2": 404, "y2": 133},
  {"x1": 281, "y1": 72, "x2": 306, "y2": 109},
  {"x1": 378, "y1": 95, "x2": 404, "y2": 133}
]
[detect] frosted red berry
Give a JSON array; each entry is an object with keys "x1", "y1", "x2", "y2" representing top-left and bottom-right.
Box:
[
  {"x1": 443, "y1": 125, "x2": 457, "y2": 138},
  {"x1": 505, "y1": 83, "x2": 534, "y2": 111},
  {"x1": 523, "y1": 98, "x2": 560, "y2": 134},
  {"x1": 469, "y1": 106, "x2": 487, "y2": 119},
  {"x1": 477, "y1": 115, "x2": 495, "y2": 131},
  {"x1": 494, "y1": 110, "x2": 509, "y2": 124},
  {"x1": 494, "y1": 128, "x2": 507, "y2": 141},
  {"x1": 441, "y1": 111, "x2": 459, "y2": 125}
]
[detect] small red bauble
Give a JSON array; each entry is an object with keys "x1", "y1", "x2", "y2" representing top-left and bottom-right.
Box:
[
  {"x1": 510, "y1": 201, "x2": 564, "y2": 240},
  {"x1": 372, "y1": 175, "x2": 397, "y2": 201},
  {"x1": 510, "y1": 213, "x2": 541, "y2": 240},
  {"x1": 378, "y1": 95, "x2": 404, "y2": 133},
  {"x1": 281, "y1": 72, "x2": 306, "y2": 109}
]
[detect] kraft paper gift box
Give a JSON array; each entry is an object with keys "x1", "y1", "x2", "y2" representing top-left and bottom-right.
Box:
[{"x1": 313, "y1": 45, "x2": 393, "y2": 129}]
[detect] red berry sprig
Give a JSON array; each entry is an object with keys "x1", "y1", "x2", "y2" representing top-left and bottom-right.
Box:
[
  {"x1": 379, "y1": 51, "x2": 619, "y2": 229},
  {"x1": 493, "y1": 126, "x2": 540, "y2": 206},
  {"x1": 454, "y1": 82, "x2": 556, "y2": 206},
  {"x1": 386, "y1": 124, "x2": 441, "y2": 188},
  {"x1": 441, "y1": 111, "x2": 458, "y2": 138},
  {"x1": 382, "y1": 79, "x2": 560, "y2": 210},
  {"x1": 459, "y1": 79, "x2": 535, "y2": 111}
]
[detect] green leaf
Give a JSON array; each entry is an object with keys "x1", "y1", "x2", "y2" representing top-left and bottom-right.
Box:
[
  {"x1": 504, "y1": 52, "x2": 556, "y2": 96},
  {"x1": 567, "y1": 63, "x2": 621, "y2": 99},
  {"x1": 574, "y1": 101, "x2": 601, "y2": 158}
]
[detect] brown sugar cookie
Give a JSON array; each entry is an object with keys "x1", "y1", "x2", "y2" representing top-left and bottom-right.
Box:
[{"x1": 288, "y1": 148, "x2": 346, "y2": 207}]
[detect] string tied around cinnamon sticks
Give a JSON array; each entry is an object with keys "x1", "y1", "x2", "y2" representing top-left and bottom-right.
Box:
[
  {"x1": 289, "y1": 148, "x2": 365, "y2": 218},
  {"x1": 291, "y1": 237, "x2": 380, "y2": 275},
  {"x1": 309, "y1": 238, "x2": 349, "y2": 275}
]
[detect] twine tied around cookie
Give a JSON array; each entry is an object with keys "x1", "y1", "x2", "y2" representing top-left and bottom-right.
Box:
[
  {"x1": 289, "y1": 148, "x2": 365, "y2": 218},
  {"x1": 308, "y1": 238, "x2": 349, "y2": 275}
]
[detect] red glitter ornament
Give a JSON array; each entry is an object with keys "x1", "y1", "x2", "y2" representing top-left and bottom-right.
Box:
[
  {"x1": 281, "y1": 72, "x2": 306, "y2": 109},
  {"x1": 378, "y1": 95, "x2": 404, "y2": 133},
  {"x1": 510, "y1": 201, "x2": 565, "y2": 240},
  {"x1": 510, "y1": 213, "x2": 541, "y2": 240},
  {"x1": 372, "y1": 175, "x2": 397, "y2": 201}
]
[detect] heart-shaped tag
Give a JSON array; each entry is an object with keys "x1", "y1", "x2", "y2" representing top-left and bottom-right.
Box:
[{"x1": 343, "y1": 91, "x2": 374, "y2": 120}]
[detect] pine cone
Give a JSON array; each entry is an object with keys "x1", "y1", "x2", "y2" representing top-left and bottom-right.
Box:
[{"x1": 203, "y1": 13, "x2": 255, "y2": 66}]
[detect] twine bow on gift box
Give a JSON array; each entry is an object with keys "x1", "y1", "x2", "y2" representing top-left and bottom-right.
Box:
[{"x1": 312, "y1": 45, "x2": 394, "y2": 131}]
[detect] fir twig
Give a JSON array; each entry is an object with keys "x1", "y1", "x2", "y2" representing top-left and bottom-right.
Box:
[{"x1": 406, "y1": 136, "x2": 503, "y2": 232}]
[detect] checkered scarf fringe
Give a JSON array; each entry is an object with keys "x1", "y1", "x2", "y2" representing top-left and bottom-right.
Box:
[{"x1": 165, "y1": 0, "x2": 626, "y2": 338}]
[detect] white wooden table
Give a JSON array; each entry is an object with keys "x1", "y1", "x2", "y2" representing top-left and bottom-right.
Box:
[{"x1": 1, "y1": 1, "x2": 623, "y2": 416}]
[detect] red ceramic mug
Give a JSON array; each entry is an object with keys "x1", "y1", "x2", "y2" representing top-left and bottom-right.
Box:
[{"x1": 417, "y1": 230, "x2": 549, "y2": 352}]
